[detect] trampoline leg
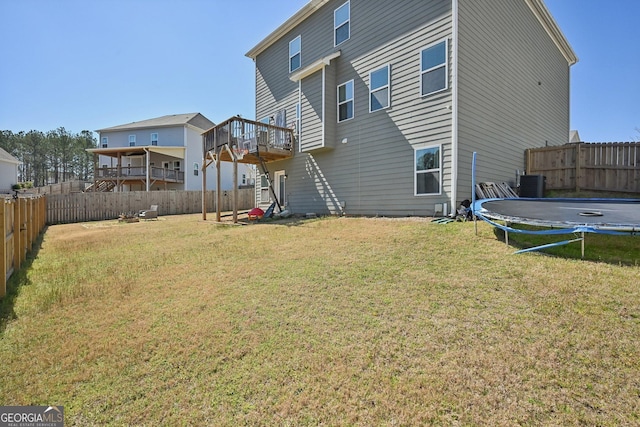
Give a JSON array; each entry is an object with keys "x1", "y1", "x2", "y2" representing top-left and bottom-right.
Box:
[
  {"x1": 505, "y1": 222, "x2": 509, "y2": 246},
  {"x1": 581, "y1": 232, "x2": 585, "y2": 259}
]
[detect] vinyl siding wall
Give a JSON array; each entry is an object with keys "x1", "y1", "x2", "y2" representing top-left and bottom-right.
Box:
[
  {"x1": 456, "y1": 0, "x2": 571, "y2": 200},
  {"x1": 255, "y1": 0, "x2": 453, "y2": 216}
]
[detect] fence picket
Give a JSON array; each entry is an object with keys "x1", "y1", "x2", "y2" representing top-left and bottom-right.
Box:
[{"x1": 44, "y1": 189, "x2": 254, "y2": 225}]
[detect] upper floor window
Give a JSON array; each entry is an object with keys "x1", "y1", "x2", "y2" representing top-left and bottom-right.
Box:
[
  {"x1": 421, "y1": 39, "x2": 448, "y2": 97},
  {"x1": 151, "y1": 133, "x2": 158, "y2": 146},
  {"x1": 101, "y1": 137, "x2": 108, "y2": 148},
  {"x1": 334, "y1": 1, "x2": 350, "y2": 46},
  {"x1": 289, "y1": 36, "x2": 301, "y2": 73},
  {"x1": 370, "y1": 65, "x2": 390, "y2": 112},
  {"x1": 129, "y1": 135, "x2": 136, "y2": 146},
  {"x1": 415, "y1": 145, "x2": 441, "y2": 195},
  {"x1": 337, "y1": 80, "x2": 354, "y2": 122}
]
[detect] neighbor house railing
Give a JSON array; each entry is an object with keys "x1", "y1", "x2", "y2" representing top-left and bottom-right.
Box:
[
  {"x1": 526, "y1": 142, "x2": 640, "y2": 193},
  {"x1": 97, "y1": 166, "x2": 185, "y2": 182},
  {"x1": 0, "y1": 196, "x2": 47, "y2": 298}
]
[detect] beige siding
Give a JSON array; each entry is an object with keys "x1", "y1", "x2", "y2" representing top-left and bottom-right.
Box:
[
  {"x1": 300, "y1": 72, "x2": 324, "y2": 151},
  {"x1": 255, "y1": 0, "x2": 453, "y2": 216},
  {"x1": 457, "y1": 0, "x2": 572, "y2": 201},
  {"x1": 256, "y1": 0, "x2": 573, "y2": 215}
]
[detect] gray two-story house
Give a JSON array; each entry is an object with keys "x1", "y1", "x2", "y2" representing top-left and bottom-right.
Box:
[
  {"x1": 90, "y1": 113, "x2": 254, "y2": 192},
  {"x1": 244, "y1": 0, "x2": 577, "y2": 216}
]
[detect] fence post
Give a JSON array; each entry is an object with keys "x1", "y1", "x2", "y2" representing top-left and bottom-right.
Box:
[
  {"x1": 575, "y1": 143, "x2": 581, "y2": 193},
  {"x1": 21, "y1": 198, "x2": 27, "y2": 265},
  {"x1": 13, "y1": 198, "x2": 21, "y2": 274},
  {"x1": 0, "y1": 201, "x2": 6, "y2": 298}
]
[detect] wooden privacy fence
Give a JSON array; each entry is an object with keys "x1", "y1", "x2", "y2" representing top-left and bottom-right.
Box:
[
  {"x1": 29, "y1": 180, "x2": 90, "y2": 195},
  {"x1": 46, "y1": 189, "x2": 255, "y2": 224},
  {"x1": 0, "y1": 196, "x2": 47, "y2": 298},
  {"x1": 526, "y1": 142, "x2": 640, "y2": 193}
]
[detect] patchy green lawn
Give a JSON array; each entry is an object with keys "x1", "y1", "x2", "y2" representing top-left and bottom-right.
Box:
[{"x1": 1, "y1": 215, "x2": 639, "y2": 425}]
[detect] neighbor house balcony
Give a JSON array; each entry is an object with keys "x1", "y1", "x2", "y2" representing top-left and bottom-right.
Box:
[
  {"x1": 97, "y1": 166, "x2": 184, "y2": 183},
  {"x1": 203, "y1": 116, "x2": 295, "y2": 164}
]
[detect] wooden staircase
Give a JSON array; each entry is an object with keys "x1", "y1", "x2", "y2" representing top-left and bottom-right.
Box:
[{"x1": 86, "y1": 180, "x2": 116, "y2": 192}]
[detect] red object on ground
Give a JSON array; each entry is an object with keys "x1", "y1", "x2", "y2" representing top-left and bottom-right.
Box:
[{"x1": 248, "y1": 207, "x2": 264, "y2": 220}]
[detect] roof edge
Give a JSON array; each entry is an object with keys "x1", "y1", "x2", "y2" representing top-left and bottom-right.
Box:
[
  {"x1": 526, "y1": 0, "x2": 578, "y2": 65},
  {"x1": 245, "y1": 0, "x2": 330, "y2": 59}
]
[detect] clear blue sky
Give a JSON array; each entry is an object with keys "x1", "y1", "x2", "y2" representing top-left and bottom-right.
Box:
[{"x1": 1, "y1": 0, "x2": 638, "y2": 142}]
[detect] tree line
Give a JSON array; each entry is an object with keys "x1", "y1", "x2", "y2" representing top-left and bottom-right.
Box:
[{"x1": 0, "y1": 128, "x2": 97, "y2": 187}]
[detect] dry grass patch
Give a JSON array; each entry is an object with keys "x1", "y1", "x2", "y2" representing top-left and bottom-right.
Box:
[{"x1": 1, "y1": 214, "x2": 639, "y2": 425}]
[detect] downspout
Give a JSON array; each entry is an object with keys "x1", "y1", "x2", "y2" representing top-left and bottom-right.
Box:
[
  {"x1": 143, "y1": 148, "x2": 150, "y2": 192},
  {"x1": 321, "y1": 66, "x2": 325, "y2": 147},
  {"x1": 450, "y1": 0, "x2": 459, "y2": 215},
  {"x1": 298, "y1": 79, "x2": 302, "y2": 153}
]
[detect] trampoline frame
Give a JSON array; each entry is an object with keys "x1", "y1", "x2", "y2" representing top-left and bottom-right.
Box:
[{"x1": 470, "y1": 152, "x2": 640, "y2": 256}]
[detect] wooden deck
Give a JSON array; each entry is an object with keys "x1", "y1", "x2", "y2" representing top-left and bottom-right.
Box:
[{"x1": 202, "y1": 116, "x2": 295, "y2": 165}]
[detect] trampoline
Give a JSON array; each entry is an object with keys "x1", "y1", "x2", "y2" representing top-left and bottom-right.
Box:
[
  {"x1": 474, "y1": 198, "x2": 640, "y2": 233},
  {"x1": 470, "y1": 153, "x2": 640, "y2": 255}
]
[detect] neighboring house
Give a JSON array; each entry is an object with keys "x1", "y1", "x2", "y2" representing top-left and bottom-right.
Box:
[
  {"x1": 243, "y1": 0, "x2": 577, "y2": 216},
  {"x1": 89, "y1": 113, "x2": 255, "y2": 192},
  {"x1": 569, "y1": 130, "x2": 581, "y2": 143},
  {"x1": 0, "y1": 147, "x2": 20, "y2": 193}
]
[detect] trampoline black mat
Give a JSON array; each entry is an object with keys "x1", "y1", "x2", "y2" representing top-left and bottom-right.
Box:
[{"x1": 476, "y1": 198, "x2": 640, "y2": 230}]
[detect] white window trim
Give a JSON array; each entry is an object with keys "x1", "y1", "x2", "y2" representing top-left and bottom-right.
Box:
[
  {"x1": 420, "y1": 38, "x2": 449, "y2": 97},
  {"x1": 101, "y1": 137, "x2": 108, "y2": 148},
  {"x1": 129, "y1": 135, "x2": 136, "y2": 146},
  {"x1": 289, "y1": 35, "x2": 301, "y2": 73},
  {"x1": 369, "y1": 64, "x2": 391, "y2": 113},
  {"x1": 414, "y1": 144, "x2": 442, "y2": 196},
  {"x1": 337, "y1": 79, "x2": 354, "y2": 123},
  {"x1": 334, "y1": 1, "x2": 350, "y2": 47}
]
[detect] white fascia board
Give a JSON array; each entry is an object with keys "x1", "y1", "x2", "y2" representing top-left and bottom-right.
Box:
[{"x1": 525, "y1": 0, "x2": 578, "y2": 65}]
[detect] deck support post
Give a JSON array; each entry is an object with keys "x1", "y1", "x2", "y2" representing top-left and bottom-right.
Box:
[{"x1": 216, "y1": 149, "x2": 221, "y2": 222}]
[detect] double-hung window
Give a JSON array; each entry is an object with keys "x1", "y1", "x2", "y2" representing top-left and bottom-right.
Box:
[
  {"x1": 334, "y1": 1, "x2": 350, "y2": 46},
  {"x1": 101, "y1": 137, "x2": 108, "y2": 148},
  {"x1": 370, "y1": 65, "x2": 390, "y2": 112},
  {"x1": 415, "y1": 145, "x2": 441, "y2": 195},
  {"x1": 129, "y1": 135, "x2": 136, "y2": 146},
  {"x1": 420, "y1": 39, "x2": 448, "y2": 96},
  {"x1": 151, "y1": 133, "x2": 158, "y2": 146},
  {"x1": 337, "y1": 80, "x2": 354, "y2": 122},
  {"x1": 289, "y1": 36, "x2": 301, "y2": 73}
]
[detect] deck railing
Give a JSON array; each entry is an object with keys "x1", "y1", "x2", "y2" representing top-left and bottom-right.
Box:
[{"x1": 203, "y1": 116, "x2": 294, "y2": 162}]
